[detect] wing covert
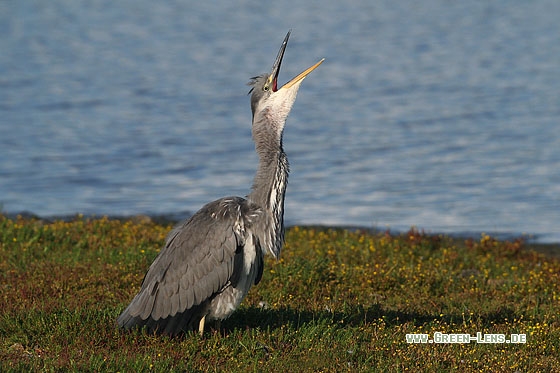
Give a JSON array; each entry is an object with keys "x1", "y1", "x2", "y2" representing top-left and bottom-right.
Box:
[{"x1": 122, "y1": 197, "x2": 259, "y2": 323}]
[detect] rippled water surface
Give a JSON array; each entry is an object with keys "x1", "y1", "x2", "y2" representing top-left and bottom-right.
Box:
[{"x1": 1, "y1": 0, "x2": 559, "y2": 242}]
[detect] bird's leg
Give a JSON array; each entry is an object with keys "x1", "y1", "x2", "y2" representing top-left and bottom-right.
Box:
[{"x1": 198, "y1": 315, "x2": 206, "y2": 336}]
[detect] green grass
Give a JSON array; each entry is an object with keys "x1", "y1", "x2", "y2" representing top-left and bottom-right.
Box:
[{"x1": 1, "y1": 214, "x2": 559, "y2": 372}]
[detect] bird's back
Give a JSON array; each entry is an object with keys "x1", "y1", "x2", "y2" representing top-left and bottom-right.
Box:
[{"x1": 117, "y1": 196, "x2": 264, "y2": 336}]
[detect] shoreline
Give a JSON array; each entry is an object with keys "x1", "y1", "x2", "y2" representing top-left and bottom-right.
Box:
[{"x1": 3, "y1": 211, "x2": 559, "y2": 256}]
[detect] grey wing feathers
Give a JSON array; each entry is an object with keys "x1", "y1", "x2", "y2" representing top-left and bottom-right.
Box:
[{"x1": 117, "y1": 196, "x2": 258, "y2": 334}]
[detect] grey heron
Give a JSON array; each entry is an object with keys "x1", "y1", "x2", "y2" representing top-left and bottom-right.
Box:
[{"x1": 117, "y1": 31, "x2": 323, "y2": 336}]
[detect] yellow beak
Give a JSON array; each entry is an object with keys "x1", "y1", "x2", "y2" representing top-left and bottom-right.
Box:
[{"x1": 281, "y1": 58, "x2": 325, "y2": 90}]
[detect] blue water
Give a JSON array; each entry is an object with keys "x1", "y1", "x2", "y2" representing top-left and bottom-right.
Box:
[{"x1": 1, "y1": 0, "x2": 559, "y2": 242}]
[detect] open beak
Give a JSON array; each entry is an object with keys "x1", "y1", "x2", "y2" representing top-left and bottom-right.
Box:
[{"x1": 268, "y1": 31, "x2": 324, "y2": 92}]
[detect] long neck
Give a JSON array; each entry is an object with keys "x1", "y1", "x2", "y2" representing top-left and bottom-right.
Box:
[{"x1": 247, "y1": 135, "x2": 289, "y2": 257}]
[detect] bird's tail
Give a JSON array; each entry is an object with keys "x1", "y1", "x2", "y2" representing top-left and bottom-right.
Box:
[{"x1": 116, "y1": 303, "x2": 208, "y2": 337}]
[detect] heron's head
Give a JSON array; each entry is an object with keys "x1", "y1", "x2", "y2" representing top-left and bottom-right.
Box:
[{"x1": 248, "y1": 31, "x2": 323, "y2": 141}]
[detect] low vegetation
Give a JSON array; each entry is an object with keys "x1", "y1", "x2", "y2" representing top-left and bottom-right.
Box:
[{"x1": 1, "y1": 214, "x2": 558, "y2": 371}]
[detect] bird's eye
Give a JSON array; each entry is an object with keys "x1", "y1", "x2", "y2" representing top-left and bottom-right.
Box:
[{"x1": 263, "y1": 85, "x2": 269, "y2": 92}]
